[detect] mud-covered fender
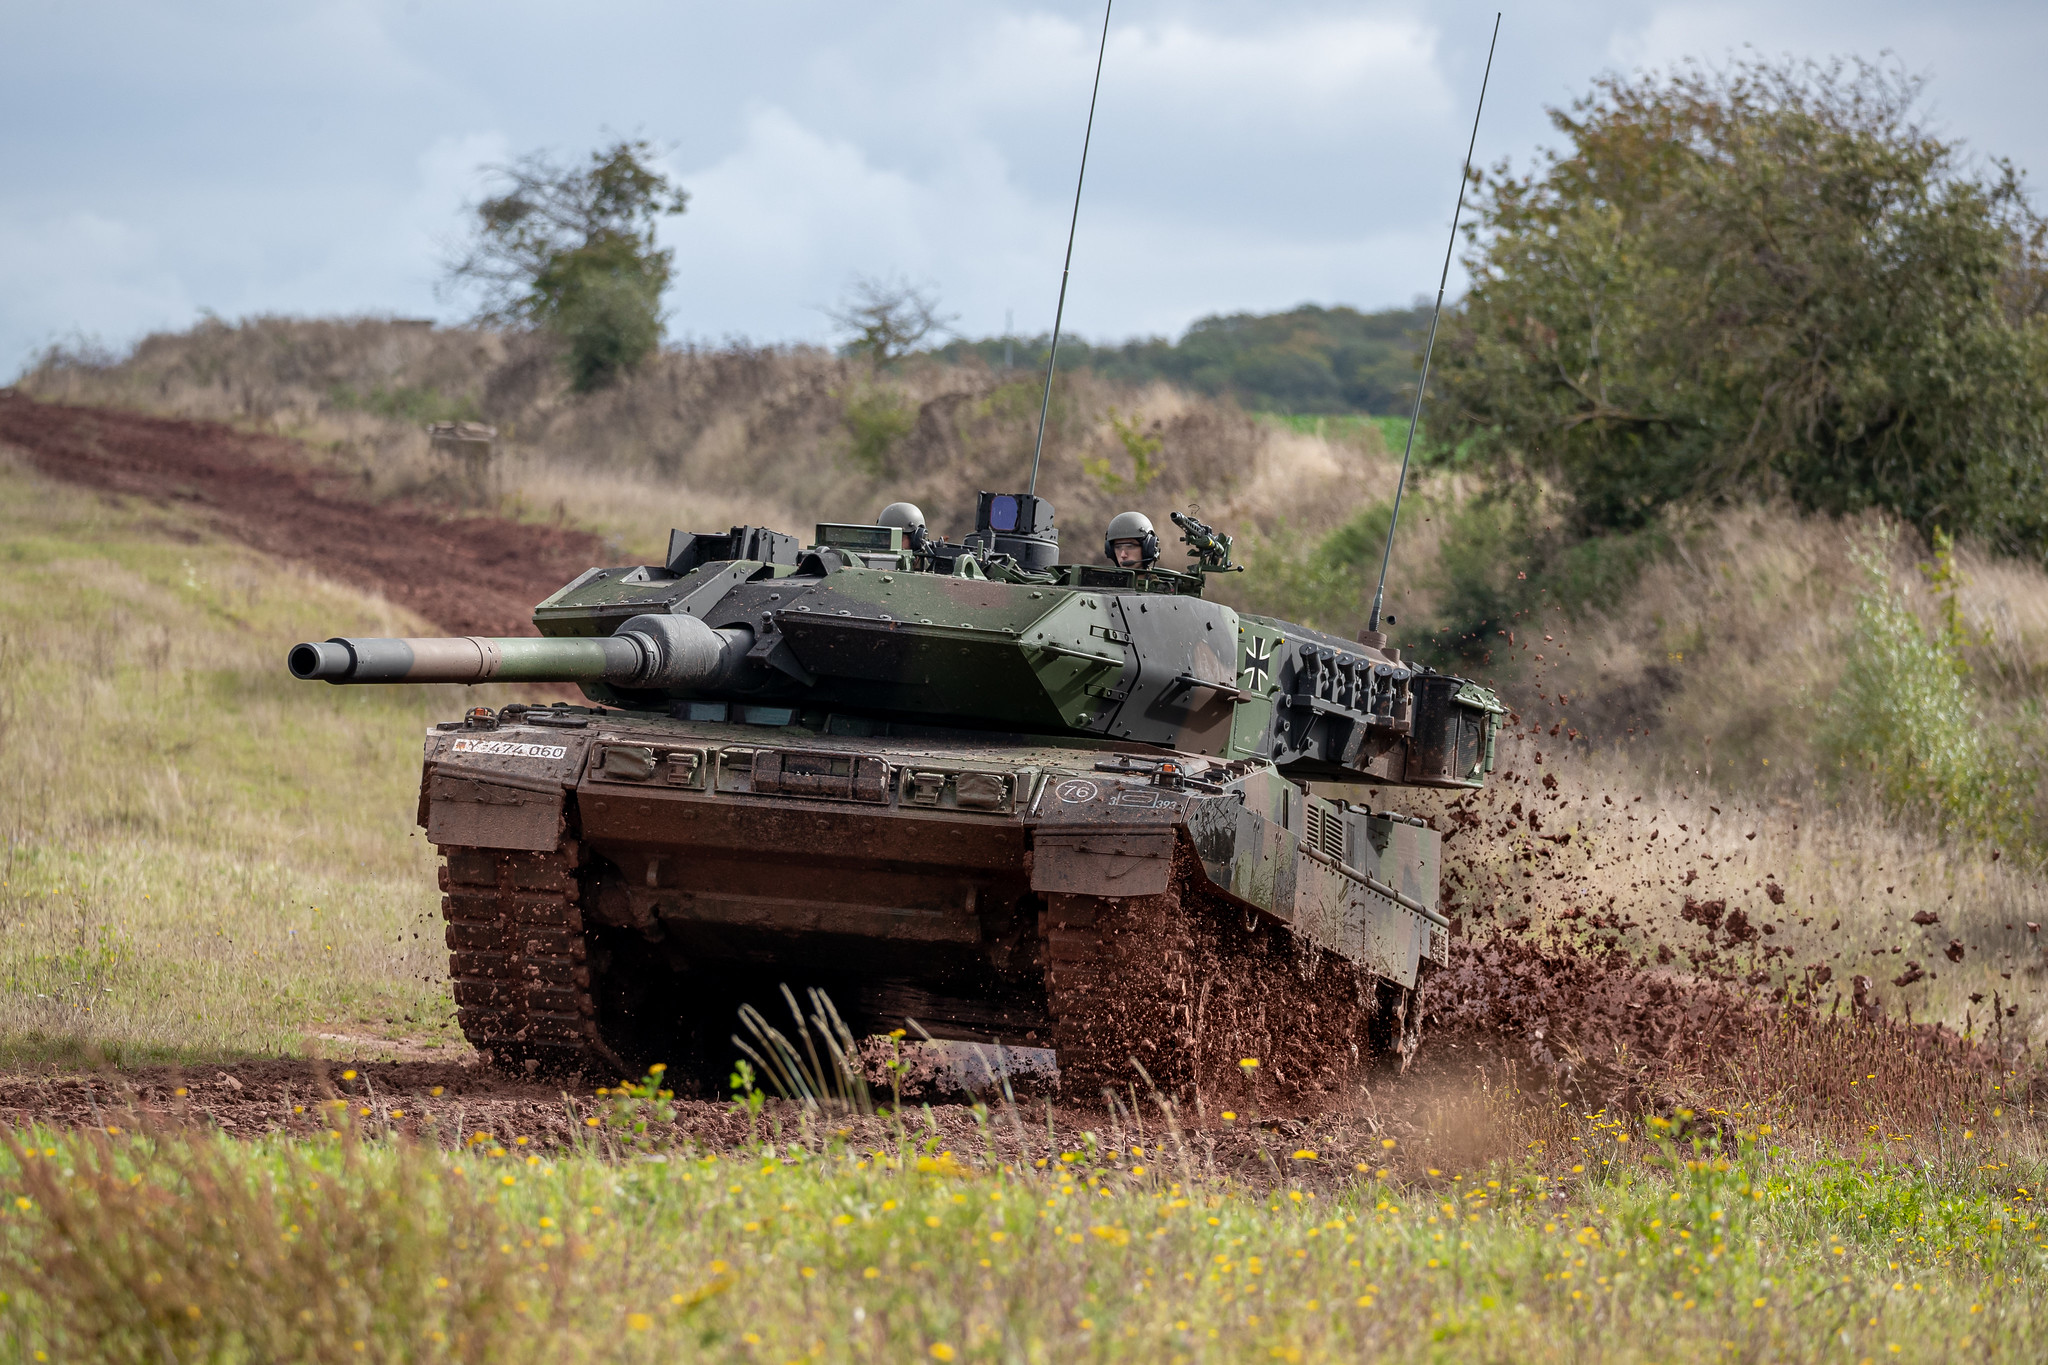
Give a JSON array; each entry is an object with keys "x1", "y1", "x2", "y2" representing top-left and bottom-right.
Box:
[
  {"x1": 1184, "y1": 792, "x2": 1297, "y2": 921},
  {"x1": 419, "y1": 727, "x2": 591, "y2": 852},
  {"x1": 1183, "y1": 789, "x2": 1440, "y2": 987}
]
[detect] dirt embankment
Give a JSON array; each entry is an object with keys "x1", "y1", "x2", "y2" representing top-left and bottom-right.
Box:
[{"x1": 0, "y1": 393, "x2": 607, "y2": 637}]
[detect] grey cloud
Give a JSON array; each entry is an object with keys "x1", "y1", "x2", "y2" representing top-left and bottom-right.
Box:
[{"x1": 2, "y1": 0, "x2": 2040, "y2": 374}]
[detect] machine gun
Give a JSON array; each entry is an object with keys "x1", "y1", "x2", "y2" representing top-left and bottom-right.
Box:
[{"x1": 1170, "y1": 510, "x2": 1241, "y2": 575}]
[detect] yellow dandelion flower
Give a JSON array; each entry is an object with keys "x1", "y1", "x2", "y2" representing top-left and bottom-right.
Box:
[
  {"x1": 627, "y1": 1313, "x2": 652, "y2": 1331},
  {"x1": 1239, "y1": 1058, "x2": 1259, "y2": 1069},
  {"x1": 930, "y1": 1345, "x2": 956, "y2": 1361},
  {"x1": 342, "y1": 1070, "x2": 356, "y2": 1080}
]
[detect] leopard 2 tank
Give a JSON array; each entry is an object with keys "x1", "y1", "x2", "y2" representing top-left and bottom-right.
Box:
[{"x1": 288, "y1": 495, "x2": 1503, "y2": 1107}]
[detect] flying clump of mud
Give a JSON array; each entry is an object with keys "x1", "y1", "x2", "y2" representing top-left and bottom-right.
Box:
[{"x1": 1393, "y1": 721, "x2": 2040, "y2": 1142}]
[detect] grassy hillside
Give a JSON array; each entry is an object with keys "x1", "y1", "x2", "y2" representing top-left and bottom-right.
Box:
[
  {"x1": 15, "y1": 318, "x2": 2048, "y2": 1049},
  {"x1": 0, "y1": 448, "x2": 541, "y2": 1065},
  {"x1": 15, "y1": 317, "x2": 1402, "y2": 581}
]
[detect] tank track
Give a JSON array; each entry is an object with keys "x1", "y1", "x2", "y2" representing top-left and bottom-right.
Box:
[
  {"x1": 438, "y1": 843, "x2": 625, "y2": 1078},
  {"x1": 1044, "y1": 838, "x2": 1416, "y2": 1112}
]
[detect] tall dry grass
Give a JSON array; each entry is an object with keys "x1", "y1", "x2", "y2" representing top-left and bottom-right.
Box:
[
  {"x1": 18, "y1": 316, "x2": 1391, "y2": 568},
  {"x1": 1502, "y1": 504, "x2": 2048, "y2": 796},
  {"x1": 0, "y1": 449, "x2": 547, "y2": 1064}
]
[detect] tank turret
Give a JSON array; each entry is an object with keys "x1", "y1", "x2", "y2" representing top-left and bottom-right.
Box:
[{"x1": 291, "y1": 497, "x2": 1503, "y2": 791}]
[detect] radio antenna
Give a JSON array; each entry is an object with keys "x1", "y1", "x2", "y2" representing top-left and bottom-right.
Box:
[
  {"x1": 1367, "y1": 11, "x2": 1500, "y2": 638},
  {"x1": 1026, "y1": 0, "x2": 1114, "y2": 496}
]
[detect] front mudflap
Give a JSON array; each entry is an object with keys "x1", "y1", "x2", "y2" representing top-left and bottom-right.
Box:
[
  {"x1": 419, "y1": 725, "x2": 591, "y2": 852},
  {"x1": 1030, "y1": 827, "x2": 1176, "y2": 897}
]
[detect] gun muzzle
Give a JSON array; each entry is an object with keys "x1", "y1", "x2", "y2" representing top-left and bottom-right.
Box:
[{"x1": 288, "y1": 614, "x2": 754, "y2": 689}]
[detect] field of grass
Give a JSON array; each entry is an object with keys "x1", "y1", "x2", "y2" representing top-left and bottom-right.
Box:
[
  {"x1": 0, "y1": 450, "x2": 542, "y2": 1067},
  {"x1": 3, "y1": 1096, "x2": 2044, "y2": 1362},
  {"x1": 1259, "y1": 413, "x2": 1410, "y2": 453}
]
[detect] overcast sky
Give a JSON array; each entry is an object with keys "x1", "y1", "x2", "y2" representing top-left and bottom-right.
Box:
[{"x1": 3, "y1": 1, "x2": 2043, "y2": 375}]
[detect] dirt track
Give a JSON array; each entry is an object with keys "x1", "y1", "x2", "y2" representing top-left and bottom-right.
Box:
[{"x1": 0, "y1": 392, "x2": 607, "y2": 637}]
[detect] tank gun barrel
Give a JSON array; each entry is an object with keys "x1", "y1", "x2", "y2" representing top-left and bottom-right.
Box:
[{"x1": 289, "y1": 614, "x2": 753, "y2": 689}]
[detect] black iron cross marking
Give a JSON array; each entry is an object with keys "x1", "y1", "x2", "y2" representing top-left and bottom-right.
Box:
[{"x1": 1242, "y1": 638, "x2": 1274, "y2": 691}]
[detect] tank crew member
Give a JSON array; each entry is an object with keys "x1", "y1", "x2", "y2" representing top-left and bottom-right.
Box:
[
  {"x1": 876, "y1": 501, "x2": 926, "y2": 539},
  {"x1": 1104, "y1": 510, "x2": 1158, "y2": 570},
  {"x1": 876, "y1": 501, "x2": 929, "y2": 554}
]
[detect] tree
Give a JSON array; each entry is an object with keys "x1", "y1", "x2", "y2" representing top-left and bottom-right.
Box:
[
  {"x1": 446, "y1": 139, "x2": 688, "y2": 391},
  {"x1": 827, "y1": 276, "x2": 953, "y2": 365},
  {"x1": 1430, "y1": 58, "x2": 2048, "y2": 557}
]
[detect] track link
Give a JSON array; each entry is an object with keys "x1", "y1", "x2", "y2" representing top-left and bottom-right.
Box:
[
  {"x1": 438, "y1": 843, "x2": 624, "y2": 1078},
  {"x1": 1045, "y1": 839, "x2": 1410, "y2": 1112}
]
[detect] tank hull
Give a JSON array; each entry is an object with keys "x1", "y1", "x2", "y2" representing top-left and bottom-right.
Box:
[{"x1": 424, "y1": 703, "x2": 1449, "y2": 1105}]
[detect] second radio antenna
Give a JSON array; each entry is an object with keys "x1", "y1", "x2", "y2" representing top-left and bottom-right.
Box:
[
  {"x1": 1026, "y1": 0, "x2": 1114, "y2": 496},
  {"x1": 1366, "y1": 12, "x2": 1501, "y2": 639}
]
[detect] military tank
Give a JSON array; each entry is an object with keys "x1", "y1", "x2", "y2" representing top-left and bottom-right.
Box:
[{"x1": 289, "y1": 495, "x2": 1503, "y2": 1107}]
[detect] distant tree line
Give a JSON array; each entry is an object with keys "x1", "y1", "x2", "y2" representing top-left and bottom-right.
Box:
[{"x1": 930, "y1": 304, "x2": 1429, "y2": 415}]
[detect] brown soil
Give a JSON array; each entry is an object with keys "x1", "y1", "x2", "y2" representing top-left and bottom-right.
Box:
[
  {"x1": 1, "y1": 935, "x2": 2019, "y2": 1189},
  {"x1": 0, "y1": 392, "x2": 607, "y2": 636}
]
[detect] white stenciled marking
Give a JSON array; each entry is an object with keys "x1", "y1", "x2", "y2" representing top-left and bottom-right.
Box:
[
  {"x1": 1054, "y1": 780, "x2": 1099, "y2": 804},
  {"x1": 450, "y1": 738, "x2": 568, "y2": 760}
]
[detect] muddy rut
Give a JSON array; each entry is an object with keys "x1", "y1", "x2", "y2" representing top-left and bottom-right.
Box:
[{"x1": 0, "y1": 392, "x2": 605, "y2": 637}]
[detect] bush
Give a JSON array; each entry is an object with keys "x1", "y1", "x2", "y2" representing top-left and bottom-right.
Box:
[
  {"x1": 544, "y1": 259, "x2": 665, "y2": 393},
  {"x1": 1818, "y1": 526, "x2": 2024, "y2": 843},
  {"x1": 840, "y1": 385, "x2": 917, "y2": 474},
  {"x1": 445, "y1": 140, "x2": 688, "y2": 392},
  {"x1": 1432, "y1": 57, "x2": 2048, "y2": 558}
]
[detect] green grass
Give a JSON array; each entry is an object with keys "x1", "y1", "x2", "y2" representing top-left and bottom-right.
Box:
[
  {"x1": 1258, "y1": 413, "x2": 1406, "y2": 450},
  {"x1": 0, "y1": 454, "x2": 531, "y2": 1067},
  {"x1": 2, "y1": 1103, "x2": 2044, "y2": 1362}
]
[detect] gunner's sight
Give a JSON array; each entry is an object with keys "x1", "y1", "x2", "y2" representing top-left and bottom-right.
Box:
[{"x1": 966, "y1": 491, "x2": 1059, "y2": 569}]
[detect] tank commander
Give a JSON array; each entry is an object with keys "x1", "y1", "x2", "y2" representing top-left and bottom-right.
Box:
[
  {"x1": 1104, "y1": 510, "x2": 1158, "y2": 570},
  {"x1": 876, "y1": 501, "x2": 927, "y2": 541}
]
